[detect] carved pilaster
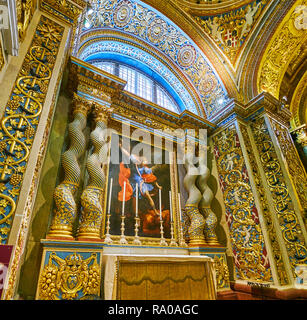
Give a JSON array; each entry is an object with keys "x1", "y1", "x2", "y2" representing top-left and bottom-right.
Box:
[
  {"x1": 212, "y1": 123, "x2": 273, "y2": 283},
  {"x1": 47, "y1": 94, "x2": 91, "y2": 240},
  {"x1": 77, "y1": 100, "x2": 113, "y2": 241},
  {"x1": 249, "y1": 115, "x2": 307, "y2": 281}
]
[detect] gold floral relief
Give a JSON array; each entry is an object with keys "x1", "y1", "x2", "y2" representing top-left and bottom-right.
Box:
[
  {"x1": 38, "y1": 252, "x2": 101, "y2": 300},
  {"x1": 251, "y1": 116, "x2": 307, "y2": 277},
  {"x1": 239, "y1": 122, "x2": 289, "y2": 285},
  {"x1": 212, "y1": 124, "x2": 272, "y2": 282},
  {"x1": 270, "y1": 118, "x2": 307, "y2": 226},
  {"x1": 257, "y1": 0, "x2": 307, "y2": 98},
  {"x1": 0, "y1": 16, "x2": 64, "y2": 244}
]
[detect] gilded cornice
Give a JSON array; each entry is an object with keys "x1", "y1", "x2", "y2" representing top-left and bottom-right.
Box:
[
  {"x1": 39, "y1": 0, "x2": 86, "y2": 25},
  {"x1": 210, "y1": 92, "x2": 292, "y2": 128}
]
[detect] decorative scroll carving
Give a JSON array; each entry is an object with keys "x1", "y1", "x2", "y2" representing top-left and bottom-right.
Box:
[
  {"x1": 47, "y1": 95, "x2": 91, "y2": 239},
  {"x1": 0, "y1": 16, "x2": 64, "y2": 244},
  {"x1": 250, "y1": 117, "x2": 307, "y2": 276},
  {"x1": 270, "y1": 118, "x2": 307, "y2": 228},
  {"x1": 38, "y1": 252, "x2": 101, "y2": 300},
  {"x1": 213, "y1": 255, "x2": 230, "y2": 290},
  {"x1": 258, "y1": 0, "x2": 307, "y2": 98},
  {"x1": 77, "y1": 103, "x2": 113, "y2": 240},
  {"x1": 212, "y1": 124, "x2": 272, "y2": 282},
  {"x1": 239, "y1": 122, "x2": 289, "y2": 285},
  {"x1": 183, "y1": 144, "x2": 206, "y2": 246}
]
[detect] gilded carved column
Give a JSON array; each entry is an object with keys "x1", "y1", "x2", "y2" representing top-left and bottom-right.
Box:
[
  {"x1": 250, "y1": 114, "x2": 307, "y2": 281},
  {"x1": 212, "y1": 123, "x2": 273, "y2": 282},
  {"x1": 47, "y1": 94, "x2": 91, "y2": 240},
  {"x1": 197, "y1": 159, "x2": 219, "y2": 245},
  {"x1": 183, "y1": 137, "x2": 206, "y2": 246},
  {"x1": 77, "y1": 101, "x2": 113, "y2": 241}
]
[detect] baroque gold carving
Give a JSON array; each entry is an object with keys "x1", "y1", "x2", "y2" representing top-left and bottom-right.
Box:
[
  {"x1": 40, "y1": 0, "x2": 86, "y2": 25},
  {"x1": 258, "y1": 0, "x2": 307, "y2": 98},
  {"x1": 0, "y1": 16, "x2": 64, "y2": 244},
  {"x1": 212, "y1": 124, "x2": 272, "y2": 282},
  {"x1": 239, "y1": 122, "x2": 289, "y2": 285},
  {"x1": 16, "y1": 0, "x2": 37, "y2": 42},
  {"x1": 251, "y1": 116, "x2": 307, "y2": 276},
  {"x1": 270, "y1": 118, "x2": 307, "y2": 228},
  {"x1": 213, "y1": 255, "x2": 230, "y2": 290},
  {"x1": 38, "y1": 252, "x2": 101, "y2": 300}
]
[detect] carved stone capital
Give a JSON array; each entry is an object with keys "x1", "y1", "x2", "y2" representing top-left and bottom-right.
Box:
[
  {"x1": 92, "y1": 102, "x2": 113, "y2": 124},
  {"x1": 72, "y1": 93, "x2": 92, "y2": 117}
]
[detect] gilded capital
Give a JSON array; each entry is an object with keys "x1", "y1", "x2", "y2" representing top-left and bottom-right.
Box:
[
  {"x1": 92, "y1": 103, "x2": 113, "y2": 124},
  {"x1": 72, "y1": 93, "x2": 92, "y2": 117}
]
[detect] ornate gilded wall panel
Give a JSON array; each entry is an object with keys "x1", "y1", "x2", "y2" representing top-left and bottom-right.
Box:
[
  {"x1": 257, "y1": 0, "x2": 307, "y2": 99},
  {"x1": 250, "y1": 116, "x2": 307, "y2": 277},
  {"x1": 0, "y1": 16, "x2": 64, "y2": 244},
  {"x1": 269, "y1": 118, "x2": 307, "y2": 224},
  {"x1": 37, "y1": 250, "x2": 102, "y2": 300},
  {"x1": 212, "y1": 123, "x2": 272, "y2": 282},
  {"x1": 239, "y1": 122, "x2": 289, "y2": 285}
]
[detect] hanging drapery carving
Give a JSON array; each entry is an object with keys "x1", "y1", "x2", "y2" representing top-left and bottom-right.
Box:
[
  {"x1": 47, "y1": 94, "x2": 91, "y2": 239},
  {"x1": 77, "y1": 102, "x2": 113, "y2": 241}
]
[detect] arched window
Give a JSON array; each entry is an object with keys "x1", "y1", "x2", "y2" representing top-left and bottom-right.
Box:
[{"x1": 90, "y1": 60, "x2": 179, "y2": 113}]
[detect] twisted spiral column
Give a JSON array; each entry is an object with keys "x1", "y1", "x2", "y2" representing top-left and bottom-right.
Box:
[
  {"x1": 47, "y1": 94, "x2": 91, "y2": 239},
  {"x1": 77, "y1": 102, "x2": 113, "y2": 241},
  {"x1": 183, "y1": 147, "x2": 206, "y2": 246},
  {"x1": 197, "y1": 154, "x2": 219, "y2": 245}
]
